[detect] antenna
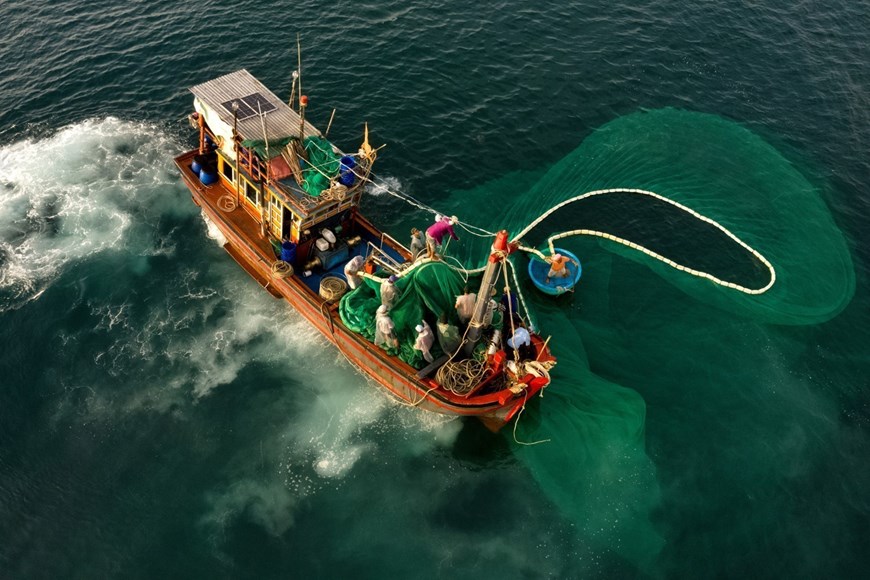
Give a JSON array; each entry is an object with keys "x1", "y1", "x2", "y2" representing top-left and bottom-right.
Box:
[{"x1": 296, "y1": 34, "x2": 302, "y2": 114}]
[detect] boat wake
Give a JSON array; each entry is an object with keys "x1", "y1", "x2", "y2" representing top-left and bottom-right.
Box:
[
  {"x1": 1, "y1": 118, "x2": 474, "y2": 546},
  {"x1": 0, "y1": 117, "x2": 190, "y2": 312}
]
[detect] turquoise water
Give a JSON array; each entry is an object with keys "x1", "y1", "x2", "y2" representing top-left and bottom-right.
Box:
[{"x1": 1, "y1": 1, "x2": 868, "y2": 578}]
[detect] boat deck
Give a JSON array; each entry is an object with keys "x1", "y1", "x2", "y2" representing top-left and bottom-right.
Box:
[{"x1": 179, "y1": 151, "x2": 407, "y2": 297}]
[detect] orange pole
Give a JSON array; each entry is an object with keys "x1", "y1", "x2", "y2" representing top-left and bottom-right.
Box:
[{"x1": 197, "y1": 113, "x2": 205, "y2": 154}]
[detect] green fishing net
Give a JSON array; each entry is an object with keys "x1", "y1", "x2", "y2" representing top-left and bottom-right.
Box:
[
  {"x1": 425, "y1": 108, "x2": 853, "y2": 568},
  {"x1": 301, "y1": 136, "x2": 340, "y2": 196},
  {"x1": 456, "y1": 108, "x2": 853, "y2": 325},
  {"x1": 339, "y1": 261, "x2": 470, "y2": 367}
]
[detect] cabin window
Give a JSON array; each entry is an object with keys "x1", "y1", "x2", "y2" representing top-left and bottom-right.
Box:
[
  {"x1": 220, "y1": 158, "x2": 234, "y2": 181},
  {"x1": 243, "y1": 179, "x2": 258, "y2": 205}
]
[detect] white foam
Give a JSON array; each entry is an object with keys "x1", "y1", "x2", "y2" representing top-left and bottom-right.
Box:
[
  {"x1": 201, "y1": 479, "x2": 299, "y2": 538},
  {"x1": 202, "y1": 211, "x2": 227, "y2": 246},
  {"x1": 367, "y1": 175, "x2": 403, "y2": 197},
  {"x1": 0, "y1": 117, "x2": 187, "y2": 310}
]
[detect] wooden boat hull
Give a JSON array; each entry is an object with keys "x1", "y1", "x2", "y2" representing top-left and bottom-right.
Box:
[{"x1": 175, "y1": 150, "x2": 547, "y2": 430}]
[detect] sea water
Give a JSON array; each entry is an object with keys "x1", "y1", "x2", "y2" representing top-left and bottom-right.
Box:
[{"x1": 1, "y1": 1, "x2": 868, "y2": 578}]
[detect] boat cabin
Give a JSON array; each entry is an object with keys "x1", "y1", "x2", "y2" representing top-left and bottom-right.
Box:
[{"x1": 190, "y1": 70, "x2": 369, "y2": 252}]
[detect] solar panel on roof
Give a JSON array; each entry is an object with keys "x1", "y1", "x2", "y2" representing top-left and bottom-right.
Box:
[
  {"x1": 222, "y1": 99, "x2": 256, "y2": 121},
  {"x1": 242, "y1": 92, "x2": 276, "y2": 115},
  {"x1": 221, "y1": 93, "x2": 276, "y2": 121}
]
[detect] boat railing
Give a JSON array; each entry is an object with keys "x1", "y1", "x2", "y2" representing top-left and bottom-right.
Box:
[
  {"x1": 380, "y1": 232, "x2": 409, "y2": 255},
  {"x1": 365, "y1": 240, "x2": 405, "y2": 275}
]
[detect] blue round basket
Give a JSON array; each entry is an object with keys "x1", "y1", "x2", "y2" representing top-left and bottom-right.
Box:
[{"x1": 527, "y1": 248, "x2": 582, "y2": 295}]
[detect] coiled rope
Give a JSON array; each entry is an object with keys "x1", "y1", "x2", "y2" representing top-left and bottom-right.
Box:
[
  {"x1": 436, "y1": 358, "x2": 488, "y2": 396},
  {"x1": 319, "y1": 276, "x2": 348, "y2": 302},
  {"x1": 217, "y1": 195, "x2": 237, "y2": 212},
  {"x1": 271, "y1": 260, "x2": 293, "y2": 278}
]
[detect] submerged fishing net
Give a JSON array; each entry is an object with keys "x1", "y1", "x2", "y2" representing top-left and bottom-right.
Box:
[
  {"x1": 424, "y1": 108, "x2": 854, "y2": 568},
  {"x1": 500, "y1": 108, "x2": 853, "y2": 324}
]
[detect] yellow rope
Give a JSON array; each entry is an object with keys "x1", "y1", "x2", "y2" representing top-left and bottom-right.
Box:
[
  {"x1": 512, "y1": 390, "x2": 551, "y2": 446},
  {"x1": 217, "y1": 195, "x2": 237, "y2": 212},
  {"x1": 271, "y1": 260, "x2": 293, "y2": 278},
  {"x1": 436, "y1": 358, "x2": 488, "y2": 396}
]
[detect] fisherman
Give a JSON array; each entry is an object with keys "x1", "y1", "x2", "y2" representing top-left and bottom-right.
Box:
[
  {"x1": 343, "y1": 255, "x2": 365, "y2": 289},
  {"x1": 413, "y1": 321, "x2": 435, "y2": 363},
  {"x1": 454, "y1": 286, "x2": 476, "y2": 325},
  {"x1": 507, "y1": 324, "x2": 530, "y2": 350},
  {"x1": 436, "y1": 312, "x2": 461, "y2": 356},
  {"x1": 409, "y1": 227, "x2": 425, "y2": 259},
  {"x1": 506, "y1": 322, "x2": 535, "y2": 359},
  {"x1": 545, "y1": 252, "x2": 577, "y2": 284},
  {"x1": 425, "y1": 215, "x2": 459, "y2": 260},
  {"x1": 374, "y1": 305, "x2": 399, "y2": 349},
  {"x1": 380, "y1": 274, "x2": 399, "y2": 307}
]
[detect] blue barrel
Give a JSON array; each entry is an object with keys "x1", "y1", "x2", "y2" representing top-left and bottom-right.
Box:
[
  {"x1": 191, "y1": 154, "x2": 206, "y2": 174},
  {"x1": 339, "y1": 155, "x2": 357, "y2": 172},
  {"x1": 338, "y1": 170, "x2": 356, "y2": 187},
  {"x1": 280, "y1": 241, "x2": 297, "y2": 263},
  {"x1": 199, "y1": 166, "x2": 218, "y2": 185}
]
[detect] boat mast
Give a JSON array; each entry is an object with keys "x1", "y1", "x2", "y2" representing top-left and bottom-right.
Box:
[
  {"x1": 232, "y1": 101, "x2": 241, "y2": 206},
  {"x1": 296, "y1": 34, "x2": 307, "y2": 141},
  {"x1": 461, "y1": 230, "x2": 514, "y2": 357}
]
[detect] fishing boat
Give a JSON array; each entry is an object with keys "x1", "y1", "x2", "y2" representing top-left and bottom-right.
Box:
[{"x1": 174, "y1": 69, "x2": 555, "y2": 431}]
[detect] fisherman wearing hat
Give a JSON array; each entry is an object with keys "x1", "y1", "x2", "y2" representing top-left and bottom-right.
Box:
[
  {"x1": 436, "y1": 312, "x2": 460, "y2": 356},
  {"x1": 413, "y1": 320, "x2": 434, "y2": 363},
  {"x1": 374, "y1": 304, "x2": 399, "y2": 349},
  {"x1": 506, "y1": 321, "x2": 535, "y2": 359},
  {"x1": 425, "y1": 215, "x2": 460, "y2": 260},
  {"x1": 343, "y1": 255, "x2": 365, "y2": 289},
  {"x1": 454, "y1": 286, "x2": 476, "y2": 325},
  {"x1": 409, "y1": 227, "x2": 425, "y2": 260},
  {"x1": 380, "y1": 274, "x2": 399, "y2": 307},
  {"x1": 545, "y1": 252, "x2": 577, "y2": 284}
]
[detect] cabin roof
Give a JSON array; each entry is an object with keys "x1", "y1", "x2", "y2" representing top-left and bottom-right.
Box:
[{"x1": 190, "y1": 69, "x2": 321, "y2": 143}]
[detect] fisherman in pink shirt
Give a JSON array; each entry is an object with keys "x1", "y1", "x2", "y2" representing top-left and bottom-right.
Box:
[{"x1": 425, "y1": 215, "x2": 459, "y2": 259}]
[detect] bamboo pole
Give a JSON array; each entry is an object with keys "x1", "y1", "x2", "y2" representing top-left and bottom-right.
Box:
[
  {"x1": 258, "y1": 103, "x2": 270, "y2": 237},
  {"x1": 325, "y1": 108, "x2": 336, "y2": 138},
  {"x1": 232, "y1": 101, "x2": 240, "y2": 207}
]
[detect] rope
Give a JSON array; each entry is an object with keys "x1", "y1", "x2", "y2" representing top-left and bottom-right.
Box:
[
  {"x1": 217, "y1": 195, "x2": 237, "y2": 212},
  {"x1": 512, "y1": 391, "x2": 551, "y2": 446},
  {"x1": 504, "y1": 257, "x2": 536, "y2": 332},
  {"x1": 512, "y1": 188, "x2": 776, "y2": 295},
  {"x1": 390, "y1": 383, "x2": 443, "y2": 408},
  {"x1": 319, "y1": 276, "x2": 348, "y2": 302},
  {"x1": 295, "y1": 139, "x2": 497, "y2": 242},
  {"x1": 498, "y1": 260, "x2": 519, "y2": 363},
  {"x1": 456, "y1": 220, "x2": 497, "y2": 237},
  {"x1": 271, "y1": 260, "x2": 293, "y2": 278},
  {"x1": 435, "y1": 358, "x2": 488, "y2": 396}
]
